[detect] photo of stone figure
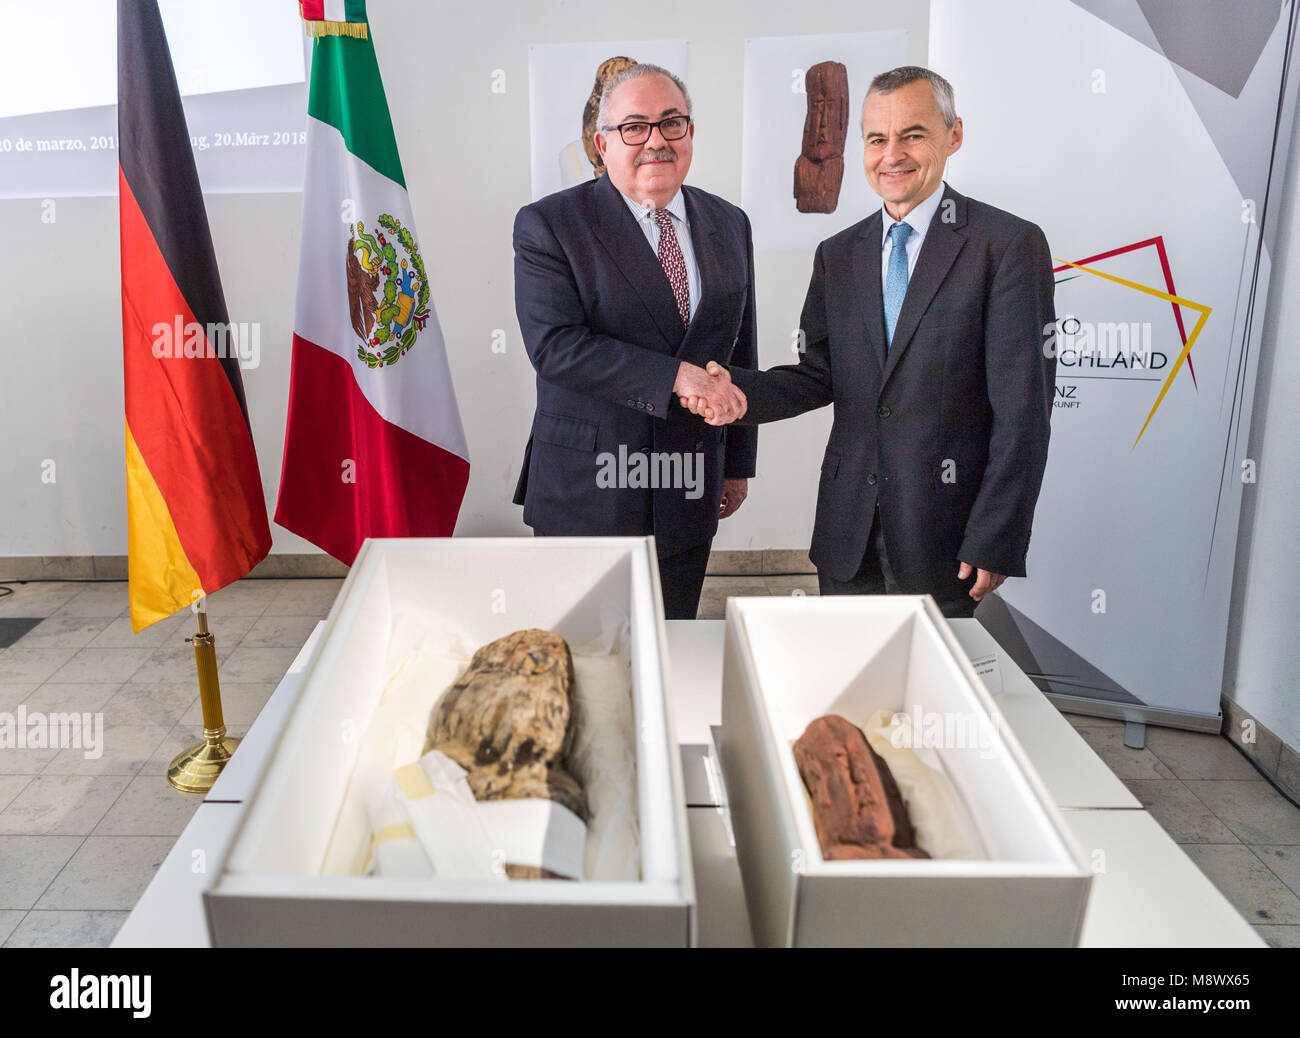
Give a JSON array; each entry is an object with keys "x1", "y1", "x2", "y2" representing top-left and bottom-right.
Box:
[
  {"x1": 582, "y1": 55, "x2": 637, "y2": 176},
  {"x1": 794, "y1": 60, "x2": 849, "y2": 213},
  {"x1": 558, "y1": 55, "x2": 637, "y2": 185},
  {"x1": 533, "y1": 41, "x2": 687, "y2": 197}
]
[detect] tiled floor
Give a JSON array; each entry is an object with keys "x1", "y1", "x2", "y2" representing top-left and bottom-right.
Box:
[
  {"x1": 0, "y1": 575, "x2": 1297, "y2": 948},
  {"x1": 0, "y1": 577, "x2": 314, "y2": 948}
]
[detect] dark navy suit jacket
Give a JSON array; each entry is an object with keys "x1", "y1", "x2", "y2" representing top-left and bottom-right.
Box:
[
  {"x1": 731, "y1": 184, "x2": 1056, "y2": 602},
  {"x1": 512, "y1": 173, "x2": 758, "y2": 556}
]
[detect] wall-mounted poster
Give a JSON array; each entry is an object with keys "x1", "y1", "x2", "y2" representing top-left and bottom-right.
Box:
[
  {"x1": 528, "y1": 40, "x2": 689, "y2": 202},
  {"x1": 742, "y1": 31, "x2": 908, "y2": 251}
]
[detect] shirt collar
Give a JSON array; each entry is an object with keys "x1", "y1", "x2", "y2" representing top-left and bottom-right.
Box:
[
  {"x1": 880, "y1": 181, "x2": 946, "y2": 249},
  {"x1": 621, "y1": 187, "x2": 688, "y2": 227}
]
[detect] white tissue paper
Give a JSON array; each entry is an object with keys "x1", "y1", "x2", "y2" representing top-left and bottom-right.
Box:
[
  {"x1": 362, "y1": 773, "x2": 432, "y2": 877},
  {"x1": 391, "y1": 750, "x2": 505, "y2": 880},
  {"x1": 861, "y1": 708, "x2": 986, "y2": 860},
  {"x1": 475, "y1": 798, "x2": 587, "y2": 880}
]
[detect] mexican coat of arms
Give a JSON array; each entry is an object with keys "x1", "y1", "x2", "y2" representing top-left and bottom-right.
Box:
[{"x1": 346, "y1": 214, "x2": 430, "y2": 369}]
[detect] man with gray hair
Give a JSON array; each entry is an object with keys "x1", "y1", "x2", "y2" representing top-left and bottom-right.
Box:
[
  {"x1": 683, "y1": 66, "x2": 1056, "y2": 618},
  {"x1": 513, "y1": 63, "x2": 758, "y2": 618}
]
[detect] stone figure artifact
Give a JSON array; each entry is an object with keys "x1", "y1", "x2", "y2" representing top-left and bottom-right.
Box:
[
  {"x1": 424, "y1": 629, "x2": 589, "y2": 878},
  {"x1": 794, "y1": 61, "x2": 849, "y2": 214},
  {"x1": 793, "y1": 714, "x2": 929, "y2": 860}
]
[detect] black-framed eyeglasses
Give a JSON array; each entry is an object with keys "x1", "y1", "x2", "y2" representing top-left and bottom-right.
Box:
[{"x1": 602, "y1": 115, "x2": 692, "y2": 146}]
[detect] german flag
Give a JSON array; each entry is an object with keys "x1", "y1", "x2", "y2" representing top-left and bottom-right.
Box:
[{"x1": 117, "y1": 0, "x2": 271, "y2": 631}]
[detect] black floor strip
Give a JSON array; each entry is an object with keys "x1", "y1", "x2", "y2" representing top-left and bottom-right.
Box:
[{"x1": 0, "y1": 617, "x2": 45, "y2": 648}]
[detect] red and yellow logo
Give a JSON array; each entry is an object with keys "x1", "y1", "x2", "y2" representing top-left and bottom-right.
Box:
[{"x1": 1053, "y1": 237, "x2": 1212, "y2": 447}]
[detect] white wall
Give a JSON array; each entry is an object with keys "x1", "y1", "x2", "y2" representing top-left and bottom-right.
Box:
[
  {"x1": 1223, "y1": 105, "x2": 1300, "y2": 750},
  {"x1": 0, "y1": 0, "x2": 930, "y2": 557}
]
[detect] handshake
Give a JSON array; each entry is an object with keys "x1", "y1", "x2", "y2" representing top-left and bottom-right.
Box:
[{"x1": 673, "y1": 360, "x2": 747, "y2": 426}]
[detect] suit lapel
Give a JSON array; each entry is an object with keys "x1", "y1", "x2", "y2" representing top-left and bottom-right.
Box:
[
  {"x1": 882, "y1": 185, "x2": 967, "y2": 386},
  {"x1": 677, "y1": 188, "x2": 725, "y2": 365},
  {"x1": 850, "y1": 211, "x2": 887, "y2": 373},
  {"x1": 592, "y1": 173, "x2": 685, "y2": 350}
]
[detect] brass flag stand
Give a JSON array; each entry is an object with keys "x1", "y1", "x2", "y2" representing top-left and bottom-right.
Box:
[{"x1": 167, "y1": 605, "x2": 240, "y2": 793}]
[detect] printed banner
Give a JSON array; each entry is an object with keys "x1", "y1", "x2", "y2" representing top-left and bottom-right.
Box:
[{"x1": 931, "y1": 0, "x2": 1295, "y2": 722}]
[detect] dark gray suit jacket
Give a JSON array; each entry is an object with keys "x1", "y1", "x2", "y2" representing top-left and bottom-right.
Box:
[
  {"x1": 731, "y1": 184, "x2": 1056, "y2": 601},
  {"x1": 512, "y1": 173, "x2": 758, "y2": 557}
]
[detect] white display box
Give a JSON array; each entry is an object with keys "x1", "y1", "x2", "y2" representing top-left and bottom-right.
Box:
[
  {"x1": 203, "y1": 537, "x2": 694, "y2": 947},
  {"x1": 719, "y1": 596, "x2": 1092, "y2": 947}
]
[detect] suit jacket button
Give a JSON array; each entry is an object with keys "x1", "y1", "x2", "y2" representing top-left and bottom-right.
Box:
[
  {"x1": 877, "y1": 405, "x2": 892, "y2": 419},
  {"x1": 867, "y1": 473, "x2": 878, "y2": 486}
]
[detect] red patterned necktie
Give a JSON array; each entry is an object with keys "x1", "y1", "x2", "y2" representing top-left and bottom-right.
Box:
[{"x1": 653, "y1": 208, "x2": 691, "y2": 326}]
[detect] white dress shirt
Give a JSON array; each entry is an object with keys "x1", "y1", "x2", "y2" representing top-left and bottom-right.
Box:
[
  {"x1": 880, "y1": 181, "x2": 947, "y2": 292},
  {"x1": 621, "y1": 187, "x2": 701, "y2": 322}
]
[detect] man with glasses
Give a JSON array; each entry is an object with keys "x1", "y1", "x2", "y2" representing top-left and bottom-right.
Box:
[{"x1": 512, "y1": 63, "x2": 757, "y2": 619}]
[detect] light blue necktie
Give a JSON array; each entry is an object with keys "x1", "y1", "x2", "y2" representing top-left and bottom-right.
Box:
[{"x1": 884, "y1": 221, "x2": 912, "y2": 349}]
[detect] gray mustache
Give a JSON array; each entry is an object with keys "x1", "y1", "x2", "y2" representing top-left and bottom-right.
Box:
[{"x1": 635, "y1": 149, "x2": 677, "y2": 165}]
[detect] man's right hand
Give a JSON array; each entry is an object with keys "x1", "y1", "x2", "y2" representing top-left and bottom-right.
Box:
[{"x1": 674, "y1": 360, "x2": 746, "y2": 426}]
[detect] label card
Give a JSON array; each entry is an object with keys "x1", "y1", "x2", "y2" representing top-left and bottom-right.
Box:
[{"x1": 969, "y1": 652, "x2": 1003, "y2": 694}]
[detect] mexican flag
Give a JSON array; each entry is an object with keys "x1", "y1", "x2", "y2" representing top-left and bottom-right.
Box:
[{"x1": 275, "y1": 1, "x2": 469, "y2": 564}]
